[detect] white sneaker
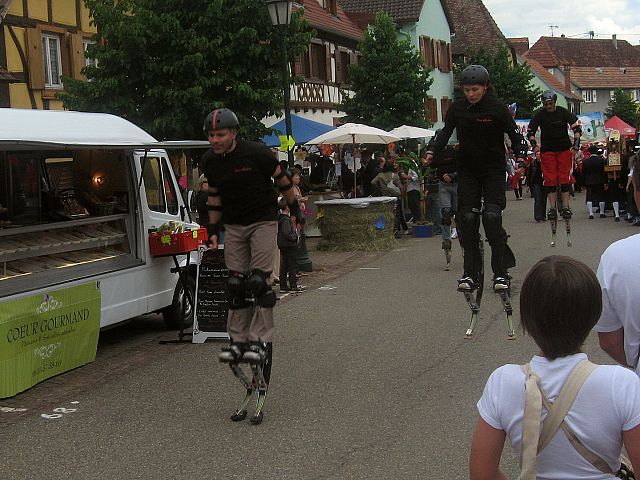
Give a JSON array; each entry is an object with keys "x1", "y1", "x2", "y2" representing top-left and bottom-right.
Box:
[{"x1": 451, "y1": 228, "x2": 458, "y2": 239}]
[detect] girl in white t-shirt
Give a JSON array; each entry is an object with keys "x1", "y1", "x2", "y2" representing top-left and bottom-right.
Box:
[{"x1": 469, "y1": 256, "x2": 640, "y2": 479}]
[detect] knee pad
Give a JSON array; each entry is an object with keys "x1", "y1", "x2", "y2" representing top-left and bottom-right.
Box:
[
  {"x1": 441, "y1": 207, "x2": 453, "y2": 226},
  {"x1": 458, "y1": 207, "x2": 480, "y2": 229},
  {"x1": 544, "y1": 186, "x2": 557, "y2": 194},
  {"x1": 227, "y1": 271, "x2": 249, "y2": 309},
  {"x1": 246, "y1": 269, "x2": 270, "y2": 297},
  {"x1": 256, "y1": 289, "x2": 277, "y2": 308},
  {"x1": 560, "y1": 183, "x2": 571, "y2": 193}
]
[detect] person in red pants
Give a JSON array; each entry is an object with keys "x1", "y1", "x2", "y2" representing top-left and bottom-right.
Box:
[{"x1": 526, "y1": 91, "x2": 582, "y2": 224}]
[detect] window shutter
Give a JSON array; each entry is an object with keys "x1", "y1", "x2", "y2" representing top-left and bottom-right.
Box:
[
  {"x1": 419, "y1": 36, "x2": 426, "y2": 65},
  {"x1": 26, "y1": 28, "x2": 45, "y2": 90},
  {"x1": 592, "y1": 90, "x2": 597, "y2": 102},
  {"x1": 325, "y1": 44, "x2": 332, "y2": 82},
  {"x1": 294, "y1": 56, "x2": 303, "y2": 76},
  {"x1": 69, "y1": 33, "x2": 84, "y2": 79},
  {"x1": 429, "y1": 39, "x2": 436, "y2": 69},
  {"x1": 335, "y1": 49, "x2": 342, "y2": 83},
  {"x1": 440, "y1": 97, "x2": 451, "y2": 120},
  {"x1": 445, "y1": 43, "x2": 452, "y2": 73}
]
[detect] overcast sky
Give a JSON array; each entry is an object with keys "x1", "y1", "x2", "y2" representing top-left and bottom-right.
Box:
[{"x1": 483, "y1": 0, "x2": 640, "y2": 46}]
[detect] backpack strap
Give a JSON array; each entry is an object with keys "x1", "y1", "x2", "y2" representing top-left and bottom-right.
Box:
[
  {"x1": 519, "y1": 363, "x2": 543, "y2": 480},
  {"x1": 520, "y1": 360, "x2": 616, "y2": 477}
]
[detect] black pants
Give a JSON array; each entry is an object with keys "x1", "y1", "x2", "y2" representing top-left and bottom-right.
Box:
[
  {"x1": 457, "y1": 171, "x2": 508, "y2": 280},
  {"x1": 531, "y1": 183, "x2": 547, "y2": 221},
  {"x1": 279, "y1": 246, "x2": 297, "y2": 289},
  {"x1": 407, "y1": 190, "x2": 421, "y2": 222},
  {"x1": 394, "y1": 197, "x2": 408, "y2": 231}
]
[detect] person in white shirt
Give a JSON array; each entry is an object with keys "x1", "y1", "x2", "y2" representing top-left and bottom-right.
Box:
[
  {"x1": 470, "y1": 255, "x2": 640, "y2": 479},
  {"x1": 594, "y1": 233, "x2": 640, "y2": 376}
]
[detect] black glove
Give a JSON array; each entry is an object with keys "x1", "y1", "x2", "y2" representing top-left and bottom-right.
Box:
[
  {"x1": 529, "y1": 138, "x2": 537, "y2": 149},
  {"x1": 206, "y1": 223, "x2": 220, "y2": 245}
]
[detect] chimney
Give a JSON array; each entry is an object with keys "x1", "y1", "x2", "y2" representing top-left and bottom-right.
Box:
[
  {"x1": 563, "y1": 65, "x2": 572, "y2": 93},
  {"x1": 613, "y1": 34, "x2": 618, "y2": 49}
]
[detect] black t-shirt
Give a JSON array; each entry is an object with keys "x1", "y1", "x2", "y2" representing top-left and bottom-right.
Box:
[
  {"x1": 429, "y1": 91, "x2": 527, "y2": 174},
  {"x1": 527, "y1": 106, "x2": 578, "y2": 152},
  {"x1": 202, "y1": 140, "x2": 279, "y2": 225}
]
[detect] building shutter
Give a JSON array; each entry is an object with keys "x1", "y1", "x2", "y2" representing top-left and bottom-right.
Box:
[
  {"x1": 26, "y1": 28, "x2": 45, "y2": 90},
  {"x1": 334, "y1": 48, "x2": 342, "y2": 83},
  {"x1": 592, "y1": 90, "x2": 597, "y2": 102},
  {"x1": 294, "y1": 56, "x2": 303, "y2": 76},
  {"x1": 69, "y1": 33, "x2": 84, "y2": 79},
  {"x1": 325, "y1": 44, "x2": 332, "y2": 82}
]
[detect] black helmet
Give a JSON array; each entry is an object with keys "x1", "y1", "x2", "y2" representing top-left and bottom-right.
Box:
[
  {"x1": 203, "y1": 108, "x2": 239, "y2": 133},
  {"x1": 542, "y1": 90, "x2": 557, "y2": 103},
  {"x1": 460, "y1": 65, "x2": 490, "y2": 85}
]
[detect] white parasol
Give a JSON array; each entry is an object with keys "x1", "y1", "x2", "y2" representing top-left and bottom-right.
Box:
[{"x1": 389, "y1": 125, "x2": 436, "y2": 139}]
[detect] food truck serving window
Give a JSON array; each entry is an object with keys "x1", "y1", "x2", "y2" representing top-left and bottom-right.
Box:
[{"x1": 141, "y1": 156, "x2": 178, "y2": 214}]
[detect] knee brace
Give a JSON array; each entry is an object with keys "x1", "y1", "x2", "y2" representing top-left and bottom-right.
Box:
[
  {"x1": 227, "y1": 271, "x2": 249, "y2": 309},
  {"x1": 457, "y1": 206, "x2": 480, "y2": 247},
  {"x1": 481, "y1": 204, "x2": 507, "y2": 245},
  {"x1": 246, "y1": 270, "x2": 277, "y2": 308},
  {"x1": 560, "y1": 183, "x2": 571, "y2": 193},
  {"x1": 441, "y1": 207, "x2": 453, "y2": 226}
]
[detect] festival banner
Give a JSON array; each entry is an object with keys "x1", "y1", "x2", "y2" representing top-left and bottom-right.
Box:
[
  {"x1": 0, "y1": 283, "x2": 101, "y2": 398},
  {"x1": 515, "y1": 111, "x2": 608, "y2": 145}
]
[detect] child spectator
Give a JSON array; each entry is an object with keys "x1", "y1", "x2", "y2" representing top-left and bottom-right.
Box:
[
  {"x1": 470, "y1": 256, "x2": 640, "y2": 479},
  {"x1": 277, "y1": 197, "x2": 301, "y2": 293}
]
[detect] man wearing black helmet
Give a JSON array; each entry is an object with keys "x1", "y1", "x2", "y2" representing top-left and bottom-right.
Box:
[
  {"x1": 201, "y1": 108, "x2": 301, "y2": 422},
  {"x1": 423, "y1": 65, "x2": 528, "y2": 294},
  {"x1": 526, "y1": 90, "x2": 581, "y2": 226}
]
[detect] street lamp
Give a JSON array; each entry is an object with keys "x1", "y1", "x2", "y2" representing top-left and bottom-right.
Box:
[{"x1": 266, "y1": 0, "x2": 294, "y2": 168}]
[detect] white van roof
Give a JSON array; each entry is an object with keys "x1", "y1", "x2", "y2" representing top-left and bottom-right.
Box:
[{"x1": 0, "y1": 108, "x2": 210, "y2": 150}]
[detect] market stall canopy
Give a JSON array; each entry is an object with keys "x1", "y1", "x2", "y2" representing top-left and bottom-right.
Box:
[
  {"x1": 261, "y1": 114, "x2": 336, "y2": 147},
  {"x1": 0, "y1": 108, "x2": 210, "y2": 150},
  {"x1": 389, "y1": 125, "x2": 436, "y2": 139},
  {"x1": 305, "y1": 123, "x2": 401, "y2": 145},
  {"x1": 604, "y1": 115, "x2": 636, "y2": 138}
]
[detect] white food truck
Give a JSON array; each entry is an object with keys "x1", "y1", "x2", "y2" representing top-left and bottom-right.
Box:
[{"x1": 0, "y1": 108, "x2": 210, "y2": 329}]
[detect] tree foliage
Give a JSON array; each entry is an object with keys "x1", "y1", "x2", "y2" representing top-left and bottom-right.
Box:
[
  {"x1": 605, "y1": 88, "x2": 640, "y2": 128},
  {"x1": 340, "y1": 11, "x2": 433, "y2": 130},
  {"x1": 59, "y1": 0, "x2": 312, "y2": 141},
  {"x1": 456, "y1": 46, "x2": 541, "y2": 119}
]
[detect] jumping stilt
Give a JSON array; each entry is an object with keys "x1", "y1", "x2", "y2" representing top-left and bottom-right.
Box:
[
  {"x1": 562, "y1": 208, "x2": 572, "y2": 247},
  {"x1": 548, "y1": 208, "x2": 558, "y2": 247},
  {"x1": 442, "y1": 240, "x2": 452, "y2": 271},
  {"x1": 462, "y1": 237, "x2": 484, "y2": 339},
  {"x1": 497, "y1": 290, "x2": 515, "y2": 339}
]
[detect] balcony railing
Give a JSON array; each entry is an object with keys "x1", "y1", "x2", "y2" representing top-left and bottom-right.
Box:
[{"x1": 290, "y1": 79, "x2": 352, "y2": 111}]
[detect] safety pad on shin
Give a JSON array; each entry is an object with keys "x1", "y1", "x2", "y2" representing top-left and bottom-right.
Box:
[
  {"x1": 441, "y1": 207, "x2": 453, "y2": 226},
  {"x1": 503, "y1": 244, "x2": 516, "y2": 270}
]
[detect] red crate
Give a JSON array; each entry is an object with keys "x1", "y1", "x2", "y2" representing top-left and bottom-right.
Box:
[{"x1": 149, "y1": 229, "x2": 205, "y2": 257}]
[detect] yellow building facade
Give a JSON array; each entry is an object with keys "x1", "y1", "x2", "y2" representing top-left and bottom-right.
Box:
[{"x1": 1, "y1": 0, "x2": 96, "y2": 109}]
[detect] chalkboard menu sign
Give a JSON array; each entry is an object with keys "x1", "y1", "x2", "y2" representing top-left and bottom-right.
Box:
[{"x1": 192, "y1": 247, "x2": 229, "y2": 343}]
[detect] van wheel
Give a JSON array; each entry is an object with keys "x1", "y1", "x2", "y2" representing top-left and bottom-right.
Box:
[{"x1": 162, "y1": 275, "x2": 196, "y2": 330}]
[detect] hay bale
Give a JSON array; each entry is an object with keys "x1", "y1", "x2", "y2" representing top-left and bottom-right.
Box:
[{"x1": 315, "y1": 197, "x2": 396, "y2": 251}]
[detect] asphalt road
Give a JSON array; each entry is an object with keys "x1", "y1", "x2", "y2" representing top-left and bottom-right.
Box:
[{"x1": 1, "y1": 191, "x2": 636, "y2": 480}]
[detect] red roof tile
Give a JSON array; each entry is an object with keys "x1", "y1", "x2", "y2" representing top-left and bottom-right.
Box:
[
  {"x1": 339, "y1": 0, "x2": 424, "y2": 24},
  {"x1": 569, "y1": 67, "x2": 640, "y2": 89},
  {"x1": 508, "y1": 37, "x2": 530, "y2": 56},
  {"x1": 440, "y1": 0, "x2": 511, "y2": 57},
  {"x1": 527, "y1": 36, "x2": 640, "y2": 68},
  {"x1": 296, "y1": 0, "x2": 363, "y2": 42}
]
